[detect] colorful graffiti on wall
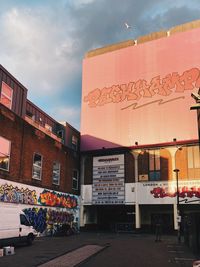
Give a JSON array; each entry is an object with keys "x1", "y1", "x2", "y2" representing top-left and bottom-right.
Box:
[
  {"x1": 0, "y1": 182, "x2": 78, "y2": 209},
  {"x1": 23, "y1": 207, "x2": 74, "y2": 233},
  {"x1": 150, "y1": 186, "x2": 200, "y2": 199},
  {"x1": 38, "y1": 190, "x2": 78, "y2": 209},
  {"x1": 0, "y1": 184, "x2": 37, "y2": 205},
  {"x1": 23, "y1": 207, "x2": 47, "y2": 233}
]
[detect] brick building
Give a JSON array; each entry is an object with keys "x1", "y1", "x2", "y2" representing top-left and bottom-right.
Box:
[{"x1": 0, "y1": 64, "x2": 80, "y2": 234}]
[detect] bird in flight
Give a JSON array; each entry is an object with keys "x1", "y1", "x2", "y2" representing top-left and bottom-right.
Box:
[{"x1": 125, "y1": 22, "x2": 131, "y2": 29}]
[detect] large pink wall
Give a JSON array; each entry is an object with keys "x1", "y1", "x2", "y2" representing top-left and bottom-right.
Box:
[{"x1": 81, "y1": 27, "x2": 200, "y2": 151}]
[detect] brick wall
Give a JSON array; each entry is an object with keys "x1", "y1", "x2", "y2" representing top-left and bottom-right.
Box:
[{"x1": 0, "y1": 103, "x2": 79, "y2": 195}]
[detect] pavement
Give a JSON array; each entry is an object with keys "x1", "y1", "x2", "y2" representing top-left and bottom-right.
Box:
[
  {"x1": 38, "y1": 245, "x2": 106, "y2": 267},
  {"x1": 0, "y1": 232, "x2": 199, "y2": 267}
]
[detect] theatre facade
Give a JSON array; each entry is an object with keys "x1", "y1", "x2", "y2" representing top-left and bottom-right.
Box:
[{"x1": 80, "y1": 20, "x2": 200, "y2": 234}]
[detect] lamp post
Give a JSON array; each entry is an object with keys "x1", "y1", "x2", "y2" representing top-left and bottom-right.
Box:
[
  {"x1": 191, "y1": 89, "x2": 200, "y2": 146},
  {"x1": 173, "y1": 168, "x2": 181, "y2": 243}
]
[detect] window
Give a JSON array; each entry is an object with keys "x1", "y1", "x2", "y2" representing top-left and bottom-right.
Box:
[
  {"x1": 32, "y1": 153, "x2": 42, "y2": 180},
  {"x1": 72, "y1": 135, "x2": 78, "y2": 151},
  {"x1": 72, "y1": 169, "x2": 79, "y2": 190},
  {"x1": 187, "y1": 146, "x2": 200, "y2": 168},
  {"x1": 57, "y1": 130, "x2": 64, "y2": 139},
  {"x1": 187, "y1": 145, "x2": 200, "y2": 179},
  {"x1": 52, "y1": 162, "x2": 60, "y2": 185},
  {"x1": 45, "y1": 123, "x2": 52, "y2": 132},
  {"x1": 149, "y1": 150, "x2": 161, "y2": 181},
  {"x1": 20, "y1": 214, "x2": 31, "y2": 226},
  {"x1": 0, "y1": 136, "x2": 11, "y2": 171},
  {"x1": 0, "y1": 82, "x2": 13, "y2": 109}
]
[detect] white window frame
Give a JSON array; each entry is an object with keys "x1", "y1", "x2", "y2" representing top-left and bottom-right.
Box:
[
  {"x1": 32, "y1": 153, "x2": 43, "y2": 180},
  {"x1": 52, "y1": 162, "x2": 61, "y2": 185},
  {"x1": 72, "y1": 169, "x2": 79, "y2": 190},
  {"x1": 1, "y1": 82, "x2": 13, "y2": 109},
  {"x1": 0, "y1": 136, "x2": 11, "y2": 171}
]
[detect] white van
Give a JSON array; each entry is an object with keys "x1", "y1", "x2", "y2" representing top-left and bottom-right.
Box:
[{"x1": 0, "y1": 204, "x2": 37, "y2": 247}]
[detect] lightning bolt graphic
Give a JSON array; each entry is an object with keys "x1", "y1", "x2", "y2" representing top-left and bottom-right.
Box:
[{"x1": 121, "y1": 96, "x2": 185, "y2": 111}]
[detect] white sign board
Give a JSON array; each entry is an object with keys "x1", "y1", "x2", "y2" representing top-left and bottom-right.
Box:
[
  {"x1": 92, "y1": 154, "x2": 125, "y2": 205},
  {"x1": 137, "y1": 180, "x2": 200, "y2": 205}
]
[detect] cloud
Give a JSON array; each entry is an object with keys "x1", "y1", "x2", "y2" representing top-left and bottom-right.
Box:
[
  {"x1": 0, "y1": 0, "x2": 200, "y2": 129},
  {"x1": 51, "y1": 105, "x2": 81, "y2": 130},
  {"x1": 67, "y1": 0, "x2": 200, "y2": 50},
  {"x1": 0, "y1": 5, "x2": 80, "y2": 98}
]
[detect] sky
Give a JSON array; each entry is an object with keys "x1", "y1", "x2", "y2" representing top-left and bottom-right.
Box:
[{"x1": 0, "y1": 0, "x2": 200, "y2": 130}]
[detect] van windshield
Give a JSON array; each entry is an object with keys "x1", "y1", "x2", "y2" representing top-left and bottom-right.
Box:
[{"x1": 20, "y1": 214, "x2": 31, "y2": 226}]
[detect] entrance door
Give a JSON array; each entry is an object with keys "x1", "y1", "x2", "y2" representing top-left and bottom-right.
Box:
[{"x1": 97, "y1": 205, "x2": 134, "y2": 231}]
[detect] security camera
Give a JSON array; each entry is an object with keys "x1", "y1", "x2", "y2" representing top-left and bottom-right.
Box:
[{"x1": 191, "y1": 92, "x2": 200, "y2": 103}]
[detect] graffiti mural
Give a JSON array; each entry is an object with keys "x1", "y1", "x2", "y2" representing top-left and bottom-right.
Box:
[
  {"x1": 23, "y1": 207, "x2": 75, "y2": 233},
  {"x1": 84, "y1": 67, "x2": 200, "y2": 108},
  {"x1": 0, "y1": 180, "x2": 79, "y2": 209},
  {"x1": 38, "y1": 190, "x2": 78, "y2": 209},
  {"x1": 0, "y1": 184, "x2": 37, "y2": 205},
  {"x1": 23, "y1": 207, "x2": 47, "y2": 233},
  {"x1": 47, "y1": 209, "x2": 74, "y2": 224},
  {"x1": 150, "y1": 186, "x2": 200, "y2": 199}
]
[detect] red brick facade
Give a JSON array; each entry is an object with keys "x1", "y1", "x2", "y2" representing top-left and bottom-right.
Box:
[
  {"x1": 0, "y1": 102, "x2": 79, "y2": 195},
  {"x1": 0, "y1": 65, "x2": 80, "y2": 196}
]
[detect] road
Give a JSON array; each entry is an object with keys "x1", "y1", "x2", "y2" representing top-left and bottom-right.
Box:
[{"x1": 0, "y1": 232, "x2": 198, "y2": 267}]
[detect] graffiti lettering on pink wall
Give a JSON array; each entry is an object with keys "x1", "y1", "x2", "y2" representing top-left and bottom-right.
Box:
[
  {"x1": 38, "y1": 190, "x2": 78, "y2": 209},
  {"x1": 0, "y1": 184, "x2": 37, "y2": 204},
  {"x1": 84, "y1": 67, "x2": 200, "y2": 108},
  {"x1": 151, "y1": 186, "x2": 200, "y2": 203},
  {"x1": 23, "y1": 207, "x2": 74, "y2": 233}
]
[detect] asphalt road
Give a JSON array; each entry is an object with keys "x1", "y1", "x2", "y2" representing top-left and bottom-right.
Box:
[{"x1": 0, "y1": 232, "x2": 198, "y2": 267}]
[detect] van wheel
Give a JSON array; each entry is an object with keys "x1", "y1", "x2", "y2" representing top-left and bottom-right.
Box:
[{"x1": 27, "y1": 234, "x2": 34, "y2": 245}]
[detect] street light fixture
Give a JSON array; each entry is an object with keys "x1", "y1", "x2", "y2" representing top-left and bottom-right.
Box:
[
  {"x1": 190, "y1": 88, "x2": 200, "y2": 146},
  {"x1": 173, "y1": 168, "x2": 181, "y2": 243}
]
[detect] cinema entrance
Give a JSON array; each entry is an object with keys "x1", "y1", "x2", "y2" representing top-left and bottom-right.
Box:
[{"x1": 83, "y1": 205, "x2": 135, "y2": 232}]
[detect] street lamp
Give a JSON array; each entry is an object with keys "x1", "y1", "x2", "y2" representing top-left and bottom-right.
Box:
[
  {"x1": 173, "y1": 168, "x2": 181, "y2": 243},
  {"x1": 191, "y1": 89, "x2": 200, "y2": 146}
]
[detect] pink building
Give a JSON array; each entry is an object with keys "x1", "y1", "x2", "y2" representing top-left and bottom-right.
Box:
[{"x1": 80, "y1": 20, "x2": 200, "y2": 252}]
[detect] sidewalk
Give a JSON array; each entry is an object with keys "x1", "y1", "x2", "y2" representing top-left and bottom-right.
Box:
[
  {"x1": 162, "y1": 235, "x2": 198, "y2": 266},
  {"x1": 38, "y1": 245, "x2": 107, "y2": 267},
  {"x1": 0, "y1": 232, "x2": 198, "y2": 267}
]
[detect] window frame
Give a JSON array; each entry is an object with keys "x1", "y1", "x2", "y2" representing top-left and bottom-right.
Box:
[
  {"x1": 0, "y1": 136, "x2": 11, "y2": 171},
  {"x1": 149, "y1": 149, "x2": 161, "y2": 181},
  {"x1": 52, "y1": 161, "x2": 61, "y2": 185},
  {"x1": 45, "y1": 123, "x2": 52, "y2": 132},
  {"x1": 1, "y1": 82, "x2": 13, "y2": 109},
  {"x1": 72, "y1": 135, "x2": 78, "y2": 151},
  {"x1": 57, "y1": 130, "x2": 64, "y2": 139},
  {"x1": 72, "y1": 169, "x2": 79, "y2": 190},
  {"x1": 187, "y1": 145, "x2": 200, "y2": 169},
  {"x1": 32, "y1": 153, "x2": 43, "y2": 180}
]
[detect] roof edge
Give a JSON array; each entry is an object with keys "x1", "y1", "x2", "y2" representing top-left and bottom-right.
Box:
[{"x1": 84, "y1": 19, "x2": 200, "y2": 58}]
